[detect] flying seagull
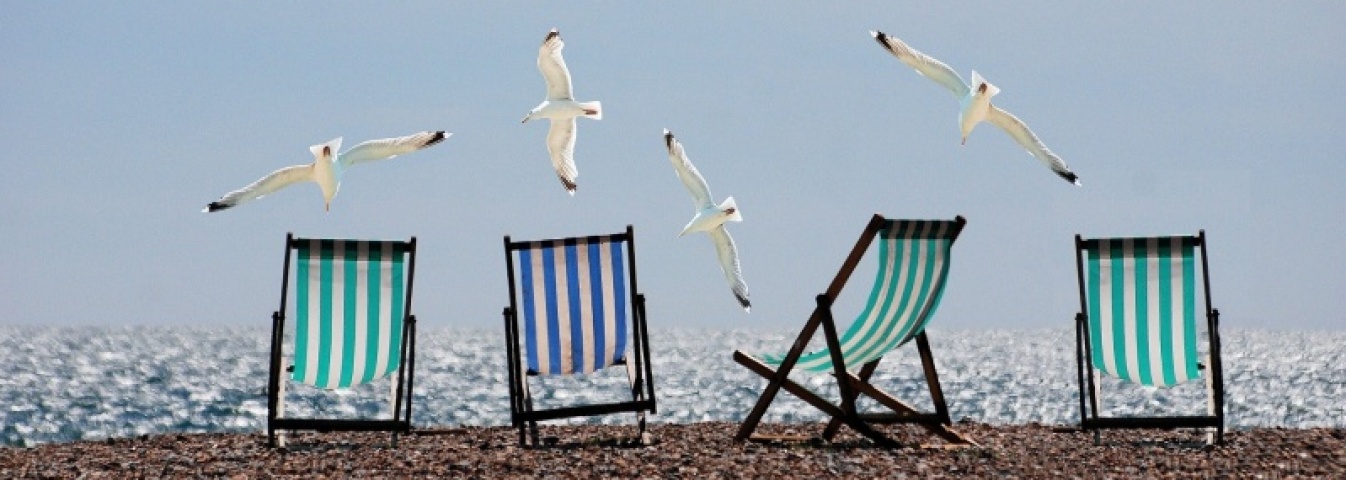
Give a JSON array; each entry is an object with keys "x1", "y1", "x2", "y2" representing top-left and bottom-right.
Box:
[
  {"x1": 203, "y1": 131, "x2": 447, "y2": 213},
  {"x1": 870, "y1": 30, "x2": 1081, "y2": 186},
  {"x1": 522, "y1": 28, "x2": 603, "y2": 195},
  {"x1": 663, "y1": 129, "x2": 750, "y2": 312}
]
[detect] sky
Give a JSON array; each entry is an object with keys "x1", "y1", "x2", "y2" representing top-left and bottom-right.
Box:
[{"x1": 2, "y1": 2, "x2": 1343, "y2": 331}]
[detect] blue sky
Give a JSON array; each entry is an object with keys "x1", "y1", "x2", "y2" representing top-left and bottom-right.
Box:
[{"x1": 2, "y1": 2, "x2": 1342, "y2": 330}]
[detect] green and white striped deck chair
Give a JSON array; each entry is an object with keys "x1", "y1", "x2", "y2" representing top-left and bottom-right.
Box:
[
  {"x1": 733, "y1": 214, "x2": 976, "y2": 447},
  {"x1": 266, "y1": 233, "x2": 419, "y2": 448},
  {"x1": 1073, "y1": 231, "x2": 1225, "y2": 445}
]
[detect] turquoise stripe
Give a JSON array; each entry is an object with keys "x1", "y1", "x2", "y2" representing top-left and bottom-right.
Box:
[
  {"x1": 1087, "y1": 244, "x2": 1103, "y2": 371},
  {"x1": 387, "y1": 247, "x2": 405, "y2": 376},
  {"x1": 1157, "y1": 240, "x2": 1177, "y2": 385},
  {"x1": 1181, "y1": 245, "x2": 1198, "y2": 379},
  {"x1": 340, "y1": 242, "x2": 358, "y2": 388},
  {"x1": 1108, "y1": 241, "x2": 1129, "y2": 381},
  {"x1": 361, "y1": 242, "x2": 382, "y2": 384},
  {"x1": 315, "y1": 241, "x2": 335, "y2": 387},
  {"x1": 1132, "y1": 241, "x2": 1153, "y2": 385},
  {"x1": 294, "y1": 244, "x2": 311, "y2": 382}
]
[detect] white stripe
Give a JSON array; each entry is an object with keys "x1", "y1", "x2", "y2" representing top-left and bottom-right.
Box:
[
  {"x1": 303, "y1": 240, "x2": 322, "y2": 384},
  {"x1": 575, "y1": 241, "x2": 596, "y2": 374},
  {"x1": 1097, "y1": 241, "x2": 1118, "y2": 377},
  {"x1": 1146, "y1": 238, "x2": 1165, "y2": 384},
  {"x1": 327, "y1": 241, "x2": 346, "y2": 389},
  {"x1": 553, "y1": 241, "x2": 573, "y2": 374},
  {"x1": 528, "y1": 245, "x2": 551, "y2": 374},
  {"x1": 374, "y1": 245, "x2": 394, "y2": 378},
  {"x1": 599, "y1": 240, "x2": 619, "y2": 366},
  {"x1": 1121, "y1": 239, "x2": 1141, "y2": 381},
  {"x1": 352, "y1": 242, "x2": 369, "y2": 383},
  {"x1": 1169, "y1": 237, "x2": 1191, "y2": 383}
]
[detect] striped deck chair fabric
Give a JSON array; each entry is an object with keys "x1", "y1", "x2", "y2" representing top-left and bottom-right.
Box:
[
  {"x1": 513, "y1": 236, "x2": 630, "y2": 376},
  {"x1": 762, "y1": 218, "x2": 959, "y2": 373},
  {"x1": 1081, "y1": 236, "x2": 1202, "y2": 387},
  {"x1": 291, "y1": 239, "x2": 410, "y2": 389}
]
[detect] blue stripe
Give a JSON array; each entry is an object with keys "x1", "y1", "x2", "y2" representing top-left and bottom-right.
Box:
[
  {"x1": 565, "y1": 243, "x2": 584, "y2": 373},
  {"x1": 609, "y1": 241, "x2": 628, "y2": 361},
  {"x1": 363, "y1": 242, "x2": 383, "y2": 383},
  {"x1": 542, "y1": 247, "x2": 562, "y2": 373},
  {"x1": 388, "y1": 248, "x2": 405, "y2": 375},
  {"x1": 519, "y1": 248, "x2": 539, "y2": 373},
  {"x1": 588, "y1": 241, "x2": 606, "y2": 370}
]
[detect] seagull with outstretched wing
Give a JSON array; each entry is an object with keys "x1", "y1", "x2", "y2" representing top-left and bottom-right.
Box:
[
  {"x1": 522, "y1": 28, "x2": 603, "y2": 195},
  {"x1": 203, "y1": 130, "x2": 447, "y2": 213},
  {"x1": 664, "y1": 129, "x2": 750, "y2": 312},
  {"x1": 871, "y1": 30, "x2": 1080, "y2": 186}
]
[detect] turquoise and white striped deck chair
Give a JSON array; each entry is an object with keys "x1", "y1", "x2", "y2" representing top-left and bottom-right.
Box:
[
  {"x1": 501, "y1": 226, "x2": 656, "y2": 447},
  {"x1": 266, "y1": 233, "x2": 419, "y2": 448},
  {"x1": 1073, "y1": 231, "x2": 1225, "y2": 444},
  {"x1": 733, "y1": 214, "x2": 976, "y2": 447}
]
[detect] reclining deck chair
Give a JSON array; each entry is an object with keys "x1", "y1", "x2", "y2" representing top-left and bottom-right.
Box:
[
  {"x1": 1073, "y1": 231, "x2": 1225, "y2": 444},
  {"x1": 733, "y1": 214, "x2": 975, "y2": 447},
  {"x1": 501, "y1": 225, "x2": 656, "y2": 447},
  {"x1": 267, "y1": 233, "x2": 418, "y2": 448}
]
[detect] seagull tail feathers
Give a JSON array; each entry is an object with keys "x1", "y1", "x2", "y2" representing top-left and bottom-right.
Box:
[{"x1": 580, "y1": 101, "x2": 602, "y2": 120}]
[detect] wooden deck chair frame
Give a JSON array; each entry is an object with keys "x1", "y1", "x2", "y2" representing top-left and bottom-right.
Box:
[
  {"x1": 1073, "y1": 231, "x2": 1225, "y2": 445},
  {"x1": 501, "y1": 225, "x2": 657, "y2": 447},
  {"x1": 266, "y1": 233, "x2": 419, "y2": 448},
  {"x1": 733, "y1": 214, "x2": 975, "y2": 447}
]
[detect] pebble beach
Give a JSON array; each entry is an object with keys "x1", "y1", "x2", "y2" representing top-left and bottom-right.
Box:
[{"x1": 4, "y1": 422, "x2": 1343, "y2": 478}]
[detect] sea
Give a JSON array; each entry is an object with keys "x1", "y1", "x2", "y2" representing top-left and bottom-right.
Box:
[{"x1": 2, "y1": 327, "x2": 1342, "y2": 447}]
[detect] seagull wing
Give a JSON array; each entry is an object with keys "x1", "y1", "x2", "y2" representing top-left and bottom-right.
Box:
[
  {"x1": 338, "y1": 131, "x2": 448, "y2": 169},
  {"x1": 871, "y1": 30, "x2": 970, "y2": 98},
  {"x1": 204, "y1": 163, "x2": 314, "y2": 212},
  {"x1": 663, "y1": 130, "x2": 715, "y2": 209},
  {"x1": 986, "y1": 105, "x2": 1081, "y2": 185},
  {"x1": 709, "y1": 227, "x2": 751, "y2": 311},
  {"x1": 538, "y1": 29, "x2": 574, "y2": 100},
  {"x1": 547, "y1": 118, "x2": 578, "y2": 194}
]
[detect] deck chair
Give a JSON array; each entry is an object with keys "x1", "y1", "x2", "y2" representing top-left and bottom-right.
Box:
[
  {"x1": 266, "y1": 233, "x2": 419, "y2": 448},
  {"x1": 1073, "y1": 231, "x2": 1225, "y2": 444},
  {"x1": 501, "y1": 225, "x2": 656, "y2": 447},
  {"x1": 733, "y1": 214, "x2": 975, "y2": 447}
]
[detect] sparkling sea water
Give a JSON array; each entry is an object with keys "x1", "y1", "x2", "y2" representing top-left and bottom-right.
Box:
[{"x1": 1, "y1": 327, "x2": 1342, "y2": 446}]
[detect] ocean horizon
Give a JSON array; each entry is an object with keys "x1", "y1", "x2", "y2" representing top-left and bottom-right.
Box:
[{"x1": 2, "y1": 326, "x2": 1342, "y2": 447}]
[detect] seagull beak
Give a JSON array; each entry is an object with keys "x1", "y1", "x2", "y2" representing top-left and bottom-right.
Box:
[{"x1": 325, "y1": 203, "x2": 330, "y2": 213}]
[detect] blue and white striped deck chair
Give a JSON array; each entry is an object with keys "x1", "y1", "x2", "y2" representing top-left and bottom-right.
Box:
[
  {"x1": 1074, "y1": 231, "x2": 1225, "y2": 444},
  {"x1": 266, "y1": 233, "x2": 419, "y2": 448},
  {"x1": 733, "y1": 214, "x2": 976, "y2": 447},
  {"x1": 501, "y1": 225, "x2": 656, "y2": 446}
]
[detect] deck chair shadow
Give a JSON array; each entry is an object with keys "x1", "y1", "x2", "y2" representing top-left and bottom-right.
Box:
[
  {"x1": 266, "y1": 233, "x2": 419, "y2": 448},
  {"x1": 733, "y1": 214, "x2": 976, "y2": 447},
  {"x1": 501, "y1": 225, "x2": 656, "y2": 447},
  {"x1": 1073, "y1": 231, "x2": 1225, "y2": 445}
]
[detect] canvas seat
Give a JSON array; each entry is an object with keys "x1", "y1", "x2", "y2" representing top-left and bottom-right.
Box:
[
  {"x1": 733, "y1": 214, "x2": 975, "y2": 447},
  {"x1": 266, "y1": 233, "x2": 419, "y2": 448},
  {"x1": 1073, "y1": 231, "x2": 1225, "y2": 444},
  {"x1": 501, "y1": 226, "x2": 656, "y2": 446}
]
